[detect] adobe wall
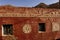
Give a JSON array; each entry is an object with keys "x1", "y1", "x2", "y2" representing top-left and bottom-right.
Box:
[
  {"x1": 0, "y1": 17, "x2": 59, "y2": 40},
  {"x1": 0, "y1": 7, "x2": 60, "y2": 17},
  {"x1": 0, "y1": 6, "x2": 60, "y2": 40}
]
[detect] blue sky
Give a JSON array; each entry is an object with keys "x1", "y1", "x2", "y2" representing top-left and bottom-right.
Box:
[{"x1": 0, "y1": 0, "x2": 59, "y2": 7}]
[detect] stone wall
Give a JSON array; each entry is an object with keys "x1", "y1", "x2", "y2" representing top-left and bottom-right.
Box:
[
  {"x1": 0, "y1": 6, "x2": 60, "y2": 17},
  {"x1": 0, "y1": 17, "x2": 59, "y2": 40},
  {"x1": 0, "y1": 6, "x2": 60, "y2": 40}
]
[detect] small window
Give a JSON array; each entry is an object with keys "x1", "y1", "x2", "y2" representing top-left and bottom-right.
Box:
[
  {"x1": 2, "y1": 24, "x2": 13, "y2": 36},
  {"x1": 38, "y1": 23, "x2": 45, "y2": 33}
]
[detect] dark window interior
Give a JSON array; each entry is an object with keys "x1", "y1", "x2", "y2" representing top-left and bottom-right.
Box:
[
  {"x1": 3, "y1": 24, "x2": 13, "y2": 35},
  {"x1": 56, "y1": 38, "x2": 60, "y2": 40},
  {"x1": 39, "y1": 23, "x2": 45, "y2": 31}
]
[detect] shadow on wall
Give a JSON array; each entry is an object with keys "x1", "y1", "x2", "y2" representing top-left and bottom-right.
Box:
[
  {"x1": 56, "y1": 38, "x2": 60, "y2": 40},
  {"x1": 0, "y1": 36, "x2": 2, "y2": 40}
]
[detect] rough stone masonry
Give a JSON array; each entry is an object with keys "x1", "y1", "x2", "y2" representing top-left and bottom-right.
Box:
[{"x1": 0, "y1": 6, "x2": 60, "y2": 40}]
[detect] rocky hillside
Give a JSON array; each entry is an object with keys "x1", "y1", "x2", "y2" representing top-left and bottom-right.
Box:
[
  {"x1": 35, "y1": 3, "x2": 48, "y2": 8},
  {"x1": 48, "y1": 2, "x2": 59, "y2": 9},
  {"x1": 34, "y1": 2, "x2": 59, "y2": 9}
]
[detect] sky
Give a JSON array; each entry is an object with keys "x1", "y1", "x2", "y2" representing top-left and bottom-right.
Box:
[{"x1": 0, "y1": 0, "x2": 59, "y2": 7}]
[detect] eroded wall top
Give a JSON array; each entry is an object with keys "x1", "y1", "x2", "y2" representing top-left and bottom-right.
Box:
[{"x1": 0, "y1": 6, "x2": 60, "y2": 17}]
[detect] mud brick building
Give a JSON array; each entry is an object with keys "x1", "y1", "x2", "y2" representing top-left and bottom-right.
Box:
[{"x1": 0, "y1": 6, "x2": 60, "y2": 40}]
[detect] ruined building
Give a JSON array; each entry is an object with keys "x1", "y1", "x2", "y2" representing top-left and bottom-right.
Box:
[{"x1": 0, "y1": 5, "x2": 60, "y2": 40}]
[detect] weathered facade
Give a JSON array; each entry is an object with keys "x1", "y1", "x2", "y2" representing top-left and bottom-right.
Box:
[{"x1": 0, "y1": 6, "x2": 60, "y2": 40}]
